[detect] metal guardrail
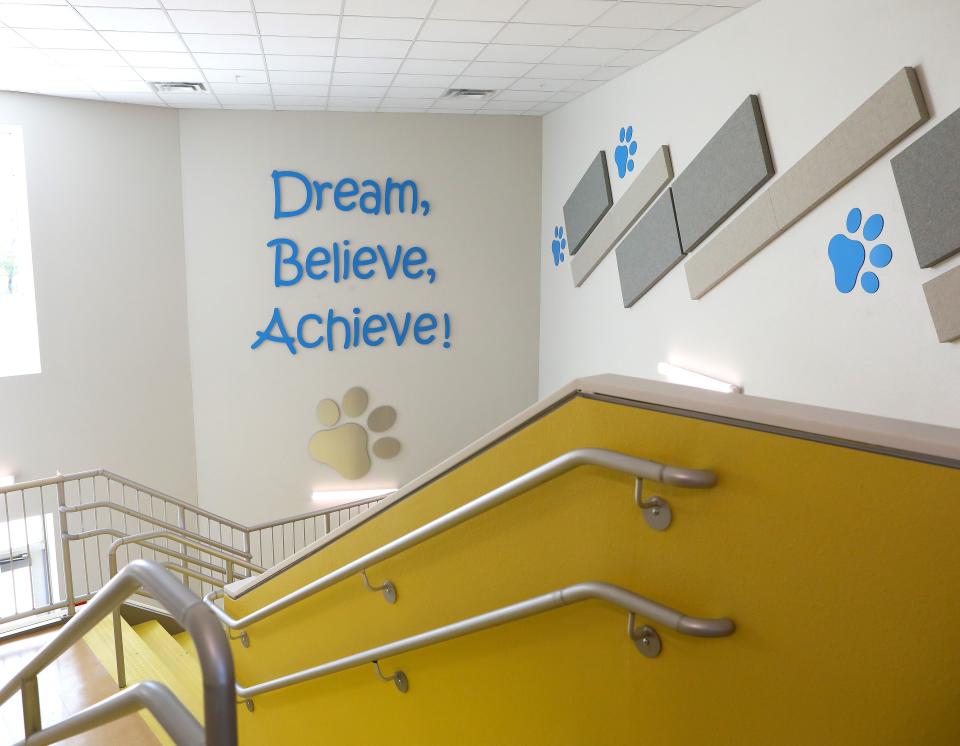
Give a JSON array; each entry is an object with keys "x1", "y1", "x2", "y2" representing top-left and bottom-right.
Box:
[
  {"x1": 0, "y1": 559, "x2": 237, "y2": 746},
  {"x1": 205, "y1": 448, "x2": 717, "y2": 641},
  {"x1": 235, "y1": 581, "x2": 735, "y2": 706}
]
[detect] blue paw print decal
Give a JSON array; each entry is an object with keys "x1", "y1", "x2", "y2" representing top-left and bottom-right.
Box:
[
  {"x1": 551, "y1": 225, "x2": 566, "y2": 267},
  {"x1": 828, "y1": 208, "x2": 893, "y2": 294},
  {"x1": 614, "y1": 125, "x2": 637, "y2": 179}
]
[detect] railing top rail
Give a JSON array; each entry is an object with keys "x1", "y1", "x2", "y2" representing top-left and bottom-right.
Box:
[
  {"x1": 244, "y1": 495, "x2": 386, "y2": 532},
  {"x1": 0, "y1": 559, "x2": 237, "y2": 746},
  {"x1": 0, "y1": 470, "x2": 102, "y2": 494},
  {"x1": 235, "y1": 580, "x2": 734, "y2": 701},
  {"x1": 209, "y1": 448, "x2": 717, "y2": 632}
]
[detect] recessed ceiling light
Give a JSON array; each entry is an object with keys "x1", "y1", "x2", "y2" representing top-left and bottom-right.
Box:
[
  {"x1": 657, "y1": 362, "x2": 742, "y2": 394},
  {"x1": 150, "y1": 81, "x2": 206, "y2": 93},
  {"x1": 443, "y1": 87, "x2": 495, "y2": 100}
]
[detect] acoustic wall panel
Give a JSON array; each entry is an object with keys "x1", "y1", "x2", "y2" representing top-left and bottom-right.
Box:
[
  {"x1": 685, "y1": 67, "x2": 929, "y2": 299},
  {"x1": 922, "y1": 266, "x2": 960, "y2": 343},
  {"x1": 562, "y1": 151, "x2": 613, "y2": 255},
  {"x1": 671, "y1": 95, "x2": 774, "y2": 253},
  {"x1": 571, "y1": 146, "x2": 673, "y2": 286},
  {"x1": 615, "y1": 189, "x2": 683, "y2": 307},
  {"x1": 891, "y1": 107, "x2": 960, "y2": 268}
]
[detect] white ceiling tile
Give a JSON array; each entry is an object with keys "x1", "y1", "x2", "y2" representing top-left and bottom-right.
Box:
[
  {"x1": 77, "y1": 7, "x2": 173, "y2": 32},
  {"x1": 168, "y1": 10, "x2": 257, "y2": 34},
  {"x1": 672, "y1": 5, "x2": 738, "y2": 31},
  {"x1": 339, "y1": 16, "x2": 421, "y2": 40},
  {"x1": 527, "y1": 101, "x2": 560, "y2": 113},
  {"x1": 193, "y1": 52, "x2": 264, "y2": 69},
  {"x1": 210, "y1": 81, "x2": 269, "y2": 94},
  {"x1": 399, "y1": 58, "x2": 466, "y2": 75},
  {"x1": 476, "y1": 44, "x2": 555, "y2": 63},
  {"x1": 612, "y1": 48, "x2": 659, "y2": 66},
  {"x1": 0, "y1": 29, "x2": 30, "y2": 47},
  {"x1": 106, "y1": 95, "x2": 167, "y2": 106},
  {"x1": 331, "y1": 70, "x2": 392, "y2": 85},
  {"x1": 543, "y1": 46, "x2": 620, "y2": 66},
  {"x1": 257, "y1": 13, "x2": 338, "y2": 37},
  {"x1": 407, "y1": 40, "x2": 482, "y2": 60},
  {"x1": 74, "y1": 65, "x2": 141, "y2": 80},
  {"x1": 278, "y1": 104, "x2": 328, "y2": 109},
  {"x1": 567, "y1": 26, "x2": 655, "y2": 49},
  {"x1": 266, "y1": 53, "x2": 332, "y2": 70},
  {"x1": 595, "y1": 2, "x2": 692, "y2": 29},
  {"x1": 344, "y1": 0, "x2": 430, "y2": 17},
  {"x1": 255, "y1": 0, "x2": 340, "y2": 12},
  {"x1": 46, "y1": 48, "x2": 128, "y2": 66},
  {"x1": 527, "y1": 63, "x2": 596, "y2": 80},
  {"x1": 183, "y1": 33, "x2": 262, "y2": 53},
  {"x1": 513, "y1": 0, "x2": 613, "y2": 25},
  {"x1": 481, "y1": 99, "x2": 530, "y2": 110},
  {"x1": 163, "y1": 0, "x2": 249, "y2": 10},
  {"x1": 122, "y1": 50, "x2": 196, "y2": 66},
  {"x1": 385, "y1": 85, "x2": 444, "y2": 98},
  {"x1": 0, "y1": 4, "x2": 89, "y2": 30},
  {"x1": 432, "y1": 97, "x2": 483, "y2": 109},
  {"x1": 379, "y1": 107, "x2": 430, "y2": 113},
  {"x1": 327, "y1": 96, "x2": 381, "y2": 105},
  {"x1": 91, "y1": 79, "x2": 154, "y2": 93},
  {"x1": 329, "y1": 84, "x2": 385, "y2": 96},
  {"x1": 430, "y1": 108, "x2": 478, "y2": 114},
  {"x1": 102, "y1": 31, "x2": 186, "y2": 52},
  {"x1": 269, "y1": 69, "x2": 330, "y2": 83},
  {"x1": 160, "y1": 95, "x2": 219, "y2": 106},
  {"x1": 16, "y1": 28, "x2": 109, "y2": 49},
  {"x1": 203, "y1": 68, "x2": 268, "y2": 82},
  {"x1": 549, "y1": 90, "x2": 579, "y2": 102},
  {"x1": 136, "y1": 66, "x2": 204, "y2": 80},
  {"x1": 509, "y1": 77, "x2": 567, "y2": 91},
  {"x1": 334, "y1": 56, "x2": 401, "y2": 73},
  {"x1": 419, "y1": 19, "x2": 502, "y2": 43},
  {"x1": 221, "y1": 103, "x2": 274, "y2": 108},
  {"x1": 337, "y1": 38, "x2": 410, "y2": 57},
  {"x1": 217, "y1": 93, "x2": 273, "y2": 103},
  {"x1": 495, "y1": 88, "x2": 550, "y2": 101},
  {"x1": 463, "y1": 60, "x2": 531, "y2": 77},
  {"x1": 453, "y1": 75, "x2": 513, "y2": 89},
  {"x1": 585, "y1": 65, "x2": 630, "y2": 81},
  {"x1": 563, "y1": 78, "x2": 602, "y2": 92},
  {"x1": 429, "y1": 0, "x2": 524, "y2": 22},
  {"x1": 75, "y1": 0, "x2": 161, "y2": 7},
  {"x1": 392, "y1": 73, "x2": 453, "y2": 87},
  {"x1": 261, "y1": 36, "x2": 336, "y2": 55},
  {"x1": 639, "y1": 28, "x2": 695, "y2": 50},
  {"x1": 272, "y1": 82, "x2": 329, "y2": 94},
  {"x1": 272, "y1": 94, "x2": 326, "y2": 104},
  {"x1": 494, "y1": 23, "x2": 579, "y2": 46}
]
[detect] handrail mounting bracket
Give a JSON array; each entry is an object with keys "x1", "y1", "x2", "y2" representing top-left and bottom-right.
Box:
[
  {"x1": 373, "y1": 660, "x2": 408, "y2": 693},
  {"x1": 360, "y1": 569, "x2": 398, "y2": 604},
  {"x1": 627, "y1": 613, "x2": 662, "y2": 658},
  {"x1": 634, "y1": 479, "x2": 672, "y2": 532}
]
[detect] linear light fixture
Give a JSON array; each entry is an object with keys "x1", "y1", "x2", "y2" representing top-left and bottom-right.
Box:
[
  {"x1": 311, "y1": 487, "x2": 396, "y2": 508},
  {"x1": 657, "y1": 362, "x2": 742, "y2": 394}
]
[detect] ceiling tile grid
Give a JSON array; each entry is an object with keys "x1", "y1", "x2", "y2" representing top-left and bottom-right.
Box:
[{"x1": 0, "y1": 0, "x2": 758, "y2": 115}]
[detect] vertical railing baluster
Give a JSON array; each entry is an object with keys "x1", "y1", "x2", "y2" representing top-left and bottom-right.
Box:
[
  {"x1": 56, "y1": 478, "x2": 75, "y2": 618},
  {"x1": 20, "y1": 489, "x2": 37, "y2": 614},
  {"x1": 3, "y1": 492, "x2": 18, "y2": 616}
]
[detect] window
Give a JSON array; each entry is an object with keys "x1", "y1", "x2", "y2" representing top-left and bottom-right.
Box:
[{"x1": 0, "y1": 124, "x2": 40, "y2": 378}]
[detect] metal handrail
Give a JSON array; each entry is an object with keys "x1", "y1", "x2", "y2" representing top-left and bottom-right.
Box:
[
  {"x1": 0, "y1": 559, "x2": 237, "y2": 746},
  {"x1": 60, "y1": 502, "x2": 251, "y2": 560},
  {"x1": 206, "y1": 448, "x2": 717, "y2": 634},
  {"x1": 9, "y1": 681, "x2": 202, "y2": 746},
  {"x1": 235, "y1": 580, "x2": 734, "y2": 704},
  {"x1": 105, "y1": 530, "x2": 265, "y2": 575}
]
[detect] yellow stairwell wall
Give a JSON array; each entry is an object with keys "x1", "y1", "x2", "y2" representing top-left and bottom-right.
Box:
[{"x1": 225, "y1": 395, "x2": 960, "y2": 745}]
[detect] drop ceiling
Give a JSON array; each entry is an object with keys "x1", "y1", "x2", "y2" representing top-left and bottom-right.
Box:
[{"x1": 0, "y1": 0, "x2": 757, "y2": 115}]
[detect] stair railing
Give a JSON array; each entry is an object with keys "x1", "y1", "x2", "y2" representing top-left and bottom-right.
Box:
[
  {"x1": 0, "y1": 558, "x2": 237, "y2": 746},
  {"x1": 204, "y1": 448, "x2": 717, "y2": 644},
  {"x1": 235, "y1": 581, "x2": 734, "y2": 707}
]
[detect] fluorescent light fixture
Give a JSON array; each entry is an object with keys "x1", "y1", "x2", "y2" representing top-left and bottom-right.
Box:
[
  {"x1": 0, "y1": 474, "x2": 15, "y2": 487},
  {"x1": 311, "y1": 487, "x2": 396, "y2": 508},
  {"x1": 657, "y1": 362, "x2": 742, "y2": 394}
]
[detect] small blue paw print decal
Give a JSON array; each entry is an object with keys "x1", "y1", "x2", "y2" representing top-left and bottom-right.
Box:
[
  {"x1": 614, "y1": 125, "x2": 637, "y2": 179},
  {"x1": 551, "y1": 225, "x2": 567, "y2": 267},
  {"x1": 828, "y1": 208, "x2": 893, "y2": 294}
]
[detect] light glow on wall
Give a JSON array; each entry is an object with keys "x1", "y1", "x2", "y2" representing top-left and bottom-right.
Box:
[
  {"x1": 311, "y1": 487, "x2": 396, "y2": 508},
  {"x1": 657, "y1": 362, "x2": 742, "y2": 394},
  {"x1": 0, "y1": 474, "x2": 15, "y2": 487}
]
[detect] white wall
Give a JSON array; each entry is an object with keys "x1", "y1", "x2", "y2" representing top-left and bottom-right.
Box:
[
  {"x1": 0, "y1": 92, "x2": 198, "y2": 499},
  {"x1": 539, "y1": 0, "x2": 960, "y2": 428},
  {"x1": 178, "y1": 111, "x2": 541, "y2": 522}
]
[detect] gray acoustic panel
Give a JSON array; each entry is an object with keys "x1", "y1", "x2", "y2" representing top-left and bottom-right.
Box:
[
  {"x1": 892, "y1": 107, "x2": 960, "y2": 268},
  {"x1": 562, "y1": 151, "x2": 613, "y2": 255},
  {"x1": 923, "y1": 265, "x2": 960, "y2": 342},
  {"x1": 571, "y1": 146, "x2": 673, "y2": 286},
  {"x1": 615, "y1": 188, "x2": 683, "y2": 307},
  {"x1": 686, "y1": 67, "x2": 929, "y2": 299},
  {"x1": 671, "y1": 95, "x2": 773, "y2": 253}
]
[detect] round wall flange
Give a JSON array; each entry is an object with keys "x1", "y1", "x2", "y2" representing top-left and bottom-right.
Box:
[
  {"x1": 393, "y1": 671, "x2": 409, "y2": 693},
  {"x1": 641, "y1": 497, "x2": 672, "y2": 531},
  {"x1": 633, "y1": 625, "x2": 662, "y2": 658},
  {"x1": 382, "y1": 581, "x2": 398, "y2": 604}
]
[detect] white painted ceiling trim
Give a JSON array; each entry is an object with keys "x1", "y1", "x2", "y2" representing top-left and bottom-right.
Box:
[{"x1": 0, "y1": 0, "x2": 758, "y2": 114}]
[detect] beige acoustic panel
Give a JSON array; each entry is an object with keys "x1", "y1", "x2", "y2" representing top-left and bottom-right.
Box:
[
  {"x1": 922, "y1": 265, "x2": 960, "y2": 343},
  {"x1": 570, "y1": 145, "x2": 673, "y2": 286},
  {"x1": 686, "y1": 67, "x2": 929, "y2": 299}
]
